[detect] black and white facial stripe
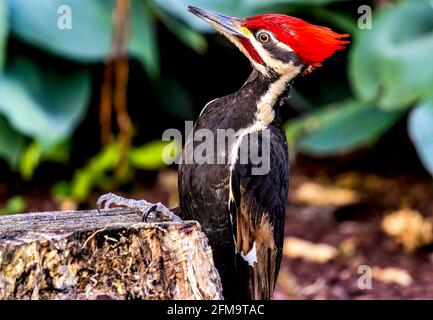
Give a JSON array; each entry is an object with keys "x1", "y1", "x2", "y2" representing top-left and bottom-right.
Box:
[{"x1": 254, "y1": 30, "x2": 303, "y2": 66}]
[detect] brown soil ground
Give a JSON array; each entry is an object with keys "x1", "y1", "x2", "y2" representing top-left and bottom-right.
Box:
[{"x1": 274, "y1": 159, "x2": 433, "y2": 300}]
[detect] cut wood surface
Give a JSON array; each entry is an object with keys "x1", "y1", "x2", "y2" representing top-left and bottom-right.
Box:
[{"x1": 0, "y1": 209, "x2": 223, "y2": 300}]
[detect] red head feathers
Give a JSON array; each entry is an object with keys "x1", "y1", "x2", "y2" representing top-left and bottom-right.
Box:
[{"x1": 244, "y1": 14, "x2": 350, "y2": 68}]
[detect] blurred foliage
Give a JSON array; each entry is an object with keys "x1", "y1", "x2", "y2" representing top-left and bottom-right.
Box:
[
  {"x1": 286, "y1": 100, "x2": 403, "y2": 156},
  {"x1": 0, "y1": 57, "x2": 90, "y2": 150},
  {"x1": 0, "y1": 116, "x2": 24, "y2": 167},
  {"x1": 0, "y1": 195, "x2": 26, "y2": 215},
  {"x1": 1, "y1": 0, "x2": 433, "y2": 204},
  {"x1": 6, "y1": 0, "x2": 159, "y2": 77},
  {"x1": 350, "y1": 0, "x2": 433, "y2": 109},
  {"x1": 287, "y1": 0, "x2": 433, "y2": 177},
  {"x1": 53, "y1": 139, "x2": 180, "y2": 202},
  {"x1": 0, "y1": 0, "x2": 7, "y2": 71},
  {"x1": 408, "y1": 97, "x2": 433, "y2": 176}
]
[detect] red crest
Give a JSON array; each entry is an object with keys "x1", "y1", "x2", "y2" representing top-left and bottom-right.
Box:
[{"x1": 244, "y1": 14, "x2": 350, "y2": 67}]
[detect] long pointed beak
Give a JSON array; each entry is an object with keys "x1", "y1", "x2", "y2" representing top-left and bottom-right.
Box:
[{"x1": 188, "y1": 6, "x2": 246, "y2": 38}]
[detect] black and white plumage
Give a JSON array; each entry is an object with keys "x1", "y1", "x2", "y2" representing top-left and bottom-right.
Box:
[
  {"x1": 179, "y1": 67, "x2": 294, "y2": 299},
  {"x1": 96, "y1": 6, "x2": 349, "y2": 300},
  {"x1": 175, "y1": 7, "x2": 313, "y2": 300}
]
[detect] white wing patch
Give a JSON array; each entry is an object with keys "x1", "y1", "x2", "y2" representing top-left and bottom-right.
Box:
[{"x1": 241, "y1": 241, "x2": 257, "y2": 267}]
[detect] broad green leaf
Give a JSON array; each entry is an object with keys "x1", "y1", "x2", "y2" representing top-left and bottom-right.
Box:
[
  {"x1": 350, "y1": 0, "x2": 433, "y2": 109},
  {"x1": 376, "y1": 1, "x2": 433, "y2": 109},
  {"x1": 309, "y1": 8, "x2": 357, "y2": 35},
  {"x1": 130, "y1": 2, "x2": 159, "y2": 78},
  {"x1": 151, "y1": 0, "x2": 347, "y2": 31},
  {"x1": 349, "y1": 26, "x2": 380, "y2": 103},
  {"x1": 0, "y1": 116, "x2": 25, "y2": 167},
  {"x1": 7, "y1": 0, "x2": 111, "y2": 60},
  {"x1": 150, "y1": 0, "x2": 244, "y2": 32},
  {"x1": 130, "y1": 140, "x2": 181, "y2": 170},
  {"x1": 0, "y1": 56, "x2": 91, "y2": 149},
  {"x1": 286, "y1": 100, "x2": 403, "y2": 156},
  {"x1": 164, "y1": 20, "x2": 207, "y2": 54},
  {"x1": 0, "y1": 0, "x2": 8, "y2": 71},
  {"x1": 408, "y1": 98, "x2": 433, "y2": 176},
  {"x1": 240, "y1": 0, "x2": 348, "y2": 12},
  {"x1": 6, "y1": 0, "x2": 158, "y2": 76},
  {"x1": 151, "y1": 2, "x2": 208, "y2": 54}
]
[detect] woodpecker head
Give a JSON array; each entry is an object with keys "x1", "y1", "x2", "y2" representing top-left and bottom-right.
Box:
[{"x1": 188, "y1": 6, "x2": 349, "y2": 79}]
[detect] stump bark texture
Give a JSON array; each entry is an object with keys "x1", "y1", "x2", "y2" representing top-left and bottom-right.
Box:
[{"x1": 0, "y1": 209, "x2": 223, "y2": 300}]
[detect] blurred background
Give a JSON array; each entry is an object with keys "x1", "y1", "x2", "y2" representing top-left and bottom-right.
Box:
[{"x1": 1, "y1": 0, "x2": 433, "y2": 299}]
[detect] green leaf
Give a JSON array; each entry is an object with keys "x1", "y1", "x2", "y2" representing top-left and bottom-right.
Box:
[
  {"x1": 240, "y1": 0, "x2": 348, "y2": 12},
  {"x1": 6, "y1": 0, "x2": 159, "y2": 76},
  {"x1": 7, "y1": 0, "x2": 112, "y2": 60},
  {"x1": 130, "y1": 140, "x2": 180, "y2": 170},
  {"x1": 151, "y1": 0, "x2": 348, "y2": 31},
  {"x1": 286, "y1": 100, "x2": 403, "y2": 156},
  {"x1": 130, "y1": 1, "x2": 159, "y2": 78},
  {"x1": 52, "y1": 180, "x2": 72, "y2": 199},
  {"x1": 150, "y1": 2, "x2": 207, "y2": 54},
  {"x1": 19, "y1": 140, "x2": 70, "y2": 180},
  {"x1": 41, "y1": 140, "x2": 70, "y2": 164},
  {"x1": 89, "y1": 142, "x2": 121, "y2": 173},
  {"x1": 309, "y1": 7, "x2": 357, "y2": 35},
  {"x1": 0, "y1": 0, "x2": 8, "y2": 72},
  {"x1": 69, "y1": 169, "x2": 93, "y2": 202},
  {"x1": 150, "y1": 0, "x2": 244, "y2": 32},
  {"x1": 0, "y1": 116, "x2": 25, "y2": 167},
  {"x1": 350, "y1": 0, "x2": 433, "y2": 109},
  {"x1": 60, "y1": 139, "x2": 179, "y2": 202},
  {"x1": 0, "y1": 196, "x2": 26, "y2": 215},
  {"x1": 349, "y1": 26, "x2": 380, "y2": 104},
  {"x1": 0, "y1": 56, "x2": 91, "y2": 149},
  {"x1": 164, "y1": 20, "x2": 207, "y2": 54},
  {"x1": 408, "y1": 98, "x2": 433, "y2": 176},
  {"x1": 55, "y1": 138, "x2": 178, "y2": 202},
  {"x1": 19, "y1": 141, "x2": 42, "y2": 181},
  {"x1": 67, "y1": 143, "x2": 121, "y2": 202}
]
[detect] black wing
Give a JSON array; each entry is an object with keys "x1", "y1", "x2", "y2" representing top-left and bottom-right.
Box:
[{"x1": 230, "y1": 128, "x2": 289, "y2": 299}]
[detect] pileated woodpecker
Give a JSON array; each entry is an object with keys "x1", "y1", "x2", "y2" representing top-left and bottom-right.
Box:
[{"x1": 97, "y1": 7, "x2": 349, "y2": 300}]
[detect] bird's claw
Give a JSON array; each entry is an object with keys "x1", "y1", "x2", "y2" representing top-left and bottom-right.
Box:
[{"x1": 96, "y1": 193, "x2": 182, "y2": 223}]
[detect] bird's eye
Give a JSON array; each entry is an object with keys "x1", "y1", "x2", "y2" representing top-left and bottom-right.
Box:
[{"x1": 258, "y1": 32, "x2": 270, "y2": 43}]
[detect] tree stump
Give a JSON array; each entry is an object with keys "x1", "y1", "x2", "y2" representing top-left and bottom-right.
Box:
[{"x1": 0, "y1": 209, "x2": 223, "y2": 300}]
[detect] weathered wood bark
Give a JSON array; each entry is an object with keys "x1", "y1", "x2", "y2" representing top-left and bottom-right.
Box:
[{"x1": 0, "y1": 209, "x2": 223, "y2": 300}]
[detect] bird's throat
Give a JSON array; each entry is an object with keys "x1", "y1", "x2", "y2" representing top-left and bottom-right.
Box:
[
  {"x1": 227, "y1": 68, "x2": 298, "y2": 175},
  {"x1": 249, "y1": 67, "x2": 300, "y2": 127}
]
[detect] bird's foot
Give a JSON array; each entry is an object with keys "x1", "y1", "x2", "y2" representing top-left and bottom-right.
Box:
[{"x1": 96, "y1": 192, "x2": 182, "y2": 222}]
